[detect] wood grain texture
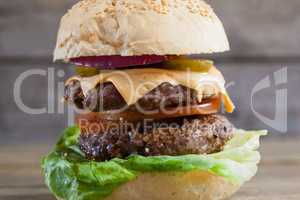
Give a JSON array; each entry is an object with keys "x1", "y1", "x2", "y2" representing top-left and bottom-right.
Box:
[
  {"x1": 1, "y1": 0, "x2": 299, "y2": 58},
  {"x1": 0, "y1": 139, "x2": 299, "y2": 199}
]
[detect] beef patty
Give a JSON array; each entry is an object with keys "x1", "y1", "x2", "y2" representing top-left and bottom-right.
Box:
[
  {"x1": 79, "y1": 114, "x2": 235, "y2": 161},
  {"x1": 65, "y1": 80, "x2": 215, "y2": 112}
]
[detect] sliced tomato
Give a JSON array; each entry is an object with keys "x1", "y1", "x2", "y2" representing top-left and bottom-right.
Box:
[{"x1": 75, "y1": 97, "x2": 221, "y2": 134}]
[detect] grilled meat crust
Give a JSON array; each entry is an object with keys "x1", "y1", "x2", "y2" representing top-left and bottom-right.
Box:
[
  {"x1": 79, "y1": 115, "x2": 235, "y2": 161},
  {"x1": 65, "y1": 80, "x2": 213, "y2": 112}
]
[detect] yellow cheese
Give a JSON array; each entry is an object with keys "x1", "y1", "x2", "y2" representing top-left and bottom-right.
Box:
[
  {"x1": 222, "y1": 91, "x2": 235, "y2": 113},
  {"x1": 66, "y1": 66, "x2": 235, "y2": 113}
]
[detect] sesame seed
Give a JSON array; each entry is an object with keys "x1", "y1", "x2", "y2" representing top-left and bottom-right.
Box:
[{"x1": 71, "y1": 0, "x2": 214, "y2": 18}]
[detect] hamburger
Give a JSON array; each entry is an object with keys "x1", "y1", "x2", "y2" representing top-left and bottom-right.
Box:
[{"x1": 42, "y1": 0, "x2": 267, "y2": 200}]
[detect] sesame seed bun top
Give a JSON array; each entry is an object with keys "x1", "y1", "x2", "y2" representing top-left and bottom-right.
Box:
[{"x1": 54, "y1": 0, "x2": 230, "y2": 61}]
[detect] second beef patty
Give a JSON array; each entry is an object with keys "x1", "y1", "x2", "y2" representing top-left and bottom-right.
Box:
[{"x1": 79, "y1": 114, "x2": 235, "y2": 161}]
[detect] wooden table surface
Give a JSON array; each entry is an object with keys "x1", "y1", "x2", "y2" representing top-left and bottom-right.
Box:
[{"x1": 1, "y1": 138, "x2": 300, "y2": 200}]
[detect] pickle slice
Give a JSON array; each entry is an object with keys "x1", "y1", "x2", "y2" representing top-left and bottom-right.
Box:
[
  {"x1": 75, "y1": 66, "x2": 100, "y2": 77},
  {"x1": 163, "y1": 58, "x2": 214, "y2": 73}
]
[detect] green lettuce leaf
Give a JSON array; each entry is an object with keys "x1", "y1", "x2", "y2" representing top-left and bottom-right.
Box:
[{"x1": 42, "y1": 127, "x2": 266, "y2": 200}]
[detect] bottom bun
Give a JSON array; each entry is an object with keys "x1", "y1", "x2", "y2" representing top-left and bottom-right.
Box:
[{"x1": 106, "y1": 171, "x2": 240, "y2": 200}]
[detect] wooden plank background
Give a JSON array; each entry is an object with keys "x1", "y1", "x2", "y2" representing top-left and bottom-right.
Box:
[
  {"x1": 0, "y1": 0, "x2": 299, "y2": 144},
  {"x1": 0, "y1": 1, "x2": 300, "y2": 199},
  {"x1": 1, "y1": 0, "x2": 300, "y2": 58}
]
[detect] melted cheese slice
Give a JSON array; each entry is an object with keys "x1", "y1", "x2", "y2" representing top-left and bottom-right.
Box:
[{"x1": 66, "y1": 66, "x2": 235, "y2": 113}]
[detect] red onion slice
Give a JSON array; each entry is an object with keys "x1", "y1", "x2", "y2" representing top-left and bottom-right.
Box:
[{"x1": 70, "y1": 55, "x2": 166, "y2": 69}]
